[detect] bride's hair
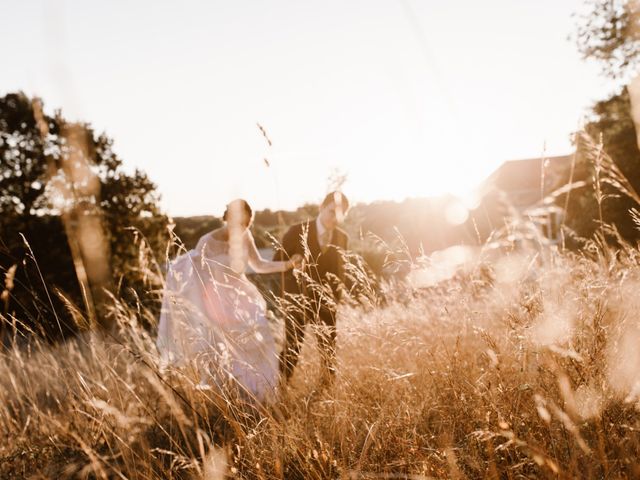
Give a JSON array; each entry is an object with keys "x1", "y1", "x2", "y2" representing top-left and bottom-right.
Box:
[{"x1": 223, "y1": 199, "x2": 253, "y2": 224}]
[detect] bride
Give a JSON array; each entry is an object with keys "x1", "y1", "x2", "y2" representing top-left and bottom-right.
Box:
[{"x1": 157, "y1": 199, "x2": 301, "y2": 403}]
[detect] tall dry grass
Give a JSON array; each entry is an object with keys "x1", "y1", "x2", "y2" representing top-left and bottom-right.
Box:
[
  {"x1": 2, "y1": 134, "x2": 640, "y2": 478},
  {"x1": 2, "y1": 235, "x2": 640, "y2": 478}
]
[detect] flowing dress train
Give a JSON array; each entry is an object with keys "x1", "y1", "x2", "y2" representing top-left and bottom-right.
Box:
[{"x1": 157, "y1": 230, "x2": 288, "y2": 403}]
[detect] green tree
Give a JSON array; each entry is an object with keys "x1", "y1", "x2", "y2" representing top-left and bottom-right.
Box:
[
  {"x1": 0, "y1": 92, "x2": 168, "y2": 338},
  {"x1": 576, "y1": 0, "x2": 640, "y2": 79},
  {"x1": 565, "y1": 1, "x2": 640, "y2": 242}
]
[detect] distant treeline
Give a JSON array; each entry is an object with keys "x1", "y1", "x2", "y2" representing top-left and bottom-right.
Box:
[
  {"x1": 172, "y1": 203, "x2": 320, "y2": 251},
  {"x1": 173, "y1": 196, "x2": 481, "y2": 278}
]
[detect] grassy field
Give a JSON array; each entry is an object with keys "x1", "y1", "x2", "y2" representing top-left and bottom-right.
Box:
[{"x1": 1, "y1": 236, "x2": 640, "y2": 479}]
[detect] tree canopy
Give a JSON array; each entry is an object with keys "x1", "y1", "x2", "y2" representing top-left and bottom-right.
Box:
[
  {"x1": 0, "y1": 92, "x2": 168, "y2": 338},
  {"x1": 576, "y1": 0, "x2": 640, "y2": 79},
  {"x1": 562, "y1": 1, "x2": 640, "y2": 243}
]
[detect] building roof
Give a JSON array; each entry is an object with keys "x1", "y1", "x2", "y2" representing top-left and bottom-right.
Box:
[{"x1": 481, "y1": 154, "x2": 574, "y2": 208}]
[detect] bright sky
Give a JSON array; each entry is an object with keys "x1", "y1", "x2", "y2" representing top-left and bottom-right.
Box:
[{"x1": 2, "y1": 0, "x2": 613, "y2": 216}]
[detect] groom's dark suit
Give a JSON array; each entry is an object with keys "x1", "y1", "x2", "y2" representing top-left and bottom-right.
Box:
[{"x1": 274, "y1": 219, "x2": 349, "y2": 381}]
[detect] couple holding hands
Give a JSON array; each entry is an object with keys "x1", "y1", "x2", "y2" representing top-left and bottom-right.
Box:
[{"x1": 157, "y1": 191, "x2": 350, "y2": 404}]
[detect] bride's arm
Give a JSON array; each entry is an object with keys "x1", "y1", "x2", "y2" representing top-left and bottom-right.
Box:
[{"x1": 246, "y1": 231, "x2": 293, "y2": 274}]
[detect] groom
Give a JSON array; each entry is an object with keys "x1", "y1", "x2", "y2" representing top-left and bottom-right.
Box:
[{"x1": 275, "y1": 191, "x2": 350, "y2": 383}]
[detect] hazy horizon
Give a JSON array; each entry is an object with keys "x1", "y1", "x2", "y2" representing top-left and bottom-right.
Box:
[{"x1": 3, "y1": 0, "x2": 614, "y2": 216}]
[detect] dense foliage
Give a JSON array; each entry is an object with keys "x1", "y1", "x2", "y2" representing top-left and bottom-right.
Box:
[
  {"x1": 0, "y1": 92, "x2": 168, "y2": 338},
  {"x1": 564, "y1": 0, "x2": 640, "y2": 244},
  {"x1": 576, "y1": 0, "x2": 640, "y2": 79}
]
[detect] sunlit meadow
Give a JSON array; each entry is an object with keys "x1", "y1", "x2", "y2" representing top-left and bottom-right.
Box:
[
  {"x1": 4, "y1": 1, "x2": 640, "y2": 476},
  {"x1": 2, "y1": 203, "x2": 640, "y2": 479}
]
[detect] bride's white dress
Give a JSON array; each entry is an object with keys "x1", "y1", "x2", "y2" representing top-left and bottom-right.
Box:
[{"x1": 157, "y1": 229, "x2": 289, "y2": 403}]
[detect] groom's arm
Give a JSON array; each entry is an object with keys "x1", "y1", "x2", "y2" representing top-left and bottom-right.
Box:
[
  {"x1": 340, "y1": 232, "x2": 349, "y2": 280},
  {"x1": 333, "y1": 229, "x2": 349, "y2": 300}
]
